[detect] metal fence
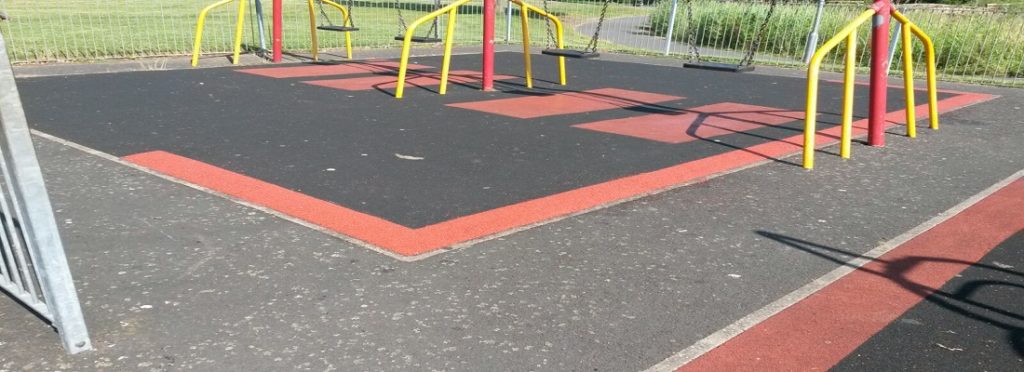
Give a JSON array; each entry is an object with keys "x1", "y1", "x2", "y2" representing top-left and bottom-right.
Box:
[
  {"x1": 0, "y1": 0, "x2": 1020, "y2": 86},
  {"x1": 0, "y1": 33, "x2": 91, "y2": 354}
]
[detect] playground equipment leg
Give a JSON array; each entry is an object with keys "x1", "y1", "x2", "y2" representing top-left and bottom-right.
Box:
[
  {"x1": 255, "y1": 0, "x2": 267, "y2": 52},
  {"x1": 868, "y1": 1, "x2": 891, "y2": 146},
  {"x1": 518, "y1": 8, "x2": 533, "y2": 88},
  {"x1": 307, "y1": 0, "x2": 320, "y2": 61},
  {"x1": 192, "y1": 0, "x2": 246, "y2": 67},
  {"x1": 841, "y1": 33, "x2": 856, "y2": 159},
  {"x1": 273, "y1": 0, "x2": 282, "y2": 62},
  {"x1": 901, "y1": 21, "x2": 916, "y2": 138},
  {"x1": 439, "y1": 9, "x2": 458, "y2": 95},
  {"x1": 483, "y1": 0, "x2": 495, "y2": 91},
  {"x1": 232, "y1": 0, "x2": 247, "y2": 64}
]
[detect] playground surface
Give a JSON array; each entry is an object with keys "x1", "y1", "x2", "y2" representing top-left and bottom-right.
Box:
[{"x1": 0, "y1": 51, "x2": 1022, "y2": 370}]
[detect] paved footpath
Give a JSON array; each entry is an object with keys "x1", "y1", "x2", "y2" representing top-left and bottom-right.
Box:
[{"x1": 1, "y1": 55, "x2": 1023, "y2": 371}]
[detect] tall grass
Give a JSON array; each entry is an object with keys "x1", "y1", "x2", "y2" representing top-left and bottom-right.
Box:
[{"x1": 649, "y1": 0, "x2": 1024, "y2": 79}]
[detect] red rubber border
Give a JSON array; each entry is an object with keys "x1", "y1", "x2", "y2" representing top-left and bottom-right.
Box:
[
  {"x1": 123, "y1": 91, "x2": 995, "y2": 257},
  {"x1": 678, "y1": 176, "x2": 1024, "y2": 371}
]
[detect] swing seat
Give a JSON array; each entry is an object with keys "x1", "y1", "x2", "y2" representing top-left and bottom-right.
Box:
[
  {"x1": 317, "y1": 25, "x2": 359, "y2": 32},
  {"x1": 541, "y1": 48, "x2": 599, "y2": 59},
  {"x1": 394, "y1": 35, "x2": 443, "y2": 43},
  {"x1": 683, "y1": 61, "x2": 755, "y2": 73}
]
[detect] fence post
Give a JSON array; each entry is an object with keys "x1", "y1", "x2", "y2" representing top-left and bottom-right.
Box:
[
  {"x1": 506, "y1": 0, "x2": 513, "y2": 43},
  {"x1": 663, "y1": 0, "x2": 680, "y2": 55},
  {"x1": 0, "y1": 34, "x2": 91, "y2": 354},
  {"x1": 803, "y1": 0, "x2": 826, "y2": 63}
]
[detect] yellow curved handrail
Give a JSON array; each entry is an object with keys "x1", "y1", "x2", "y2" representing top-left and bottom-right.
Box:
[
  {"x1": 192, "y1": 0, "x2": 247, "y2": 67},
  {"x1": 891, "y1": 9, "x2": 939, "y2": 133},
  {"x1": 308, "y1": 0, "x2": 355, "y2": 61},
  {"x1": 803, "y1": 9, "x2": 875, "y2": 169},
  {"x1": 804, "y1": 7, "x2": 940, "y2": 169},
  {"x1": 395, "y1": 0, "x2": 473, "y2": 99},
  {"x1": 510, "y1": 0, "x2": 567, "y2": 88}
]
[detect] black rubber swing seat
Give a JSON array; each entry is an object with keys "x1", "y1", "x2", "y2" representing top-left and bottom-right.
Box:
[
  {"x1": 317, "y1": 25, "x2": 359, "y2": 32},
  {"x1": 683, "y1": 61, "x2": 755, "y2": 73},
  {"x1": 394, "y1": 35, "x2": 444, "y2": 43},
  {"x1": 541, "y1": 48, "x2": 599, "y2": 59}
]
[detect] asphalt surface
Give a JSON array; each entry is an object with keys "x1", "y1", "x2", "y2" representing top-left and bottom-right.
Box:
[
  {"x1": 835, "y1": 231, "x2": 1024, "y2": 371},
  {"x1": 0, "y1": 52, "x2": 1021, "y2": 371}
]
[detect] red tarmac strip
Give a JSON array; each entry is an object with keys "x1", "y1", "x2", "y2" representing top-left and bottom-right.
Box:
[
  {"x1": 303, "y1": 70, "x2": 517, "y2": 91},
  {"x1": 123, "y1": 91, "x2": 993, "y2": 257},
  {"x1": 237, "y1": 61, "x2": 432, "y2": 79},
  {"x1": 678, "y1": 176, "x2": 1024, "y2": 372},
  {"x1": 574, "y1": 102, "x2": 804, "y2": 144},
  {"x1": 447, "y1": 88, "x2": 683, "y2": 119}
]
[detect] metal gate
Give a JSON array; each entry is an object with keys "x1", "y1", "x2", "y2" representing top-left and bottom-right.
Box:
[{"x1": 0, "y1": 33, "x2": 91, "y2": 354}]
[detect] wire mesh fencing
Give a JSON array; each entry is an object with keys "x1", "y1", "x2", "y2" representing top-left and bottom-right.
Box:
[{"x1": 0, "y1": 0, "x2": 1019, "y2": 85}]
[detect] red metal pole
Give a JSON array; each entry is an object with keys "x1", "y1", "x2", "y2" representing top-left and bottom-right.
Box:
[
  {"x1": 868, "y1": 0, "x2": 891, "y2": 146},
  {"x1": 482, "y1": 0, "x2": 495, "y2": 91},
  {"x1": 272, "y1": 0, "x2": 283, "y2": 62}
]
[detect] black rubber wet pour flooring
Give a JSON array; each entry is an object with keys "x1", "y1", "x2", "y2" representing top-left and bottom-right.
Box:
[{"x1": 17, "y1": 53, "x2": 952, "y2": 228}]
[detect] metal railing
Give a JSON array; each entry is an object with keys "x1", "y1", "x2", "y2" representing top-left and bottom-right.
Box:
[
  {"x1": 192, "y1": 0, "x2": 250, "y2": 66},
  {"x1": 802, "y1": 2, "x2": 939, "y2": 169},
  {"x1": 0, "y1": 33, "x2": 91, "y2": 354},
  {"x1": 0, "y1": 0, "x2": 1020, "y2": 87},
  {"x1": 803, "y1": 8, "x2": 874, "y2": 169},
  {"x1": 394, "y1": 0, "x2": 473, "y2": 98}
]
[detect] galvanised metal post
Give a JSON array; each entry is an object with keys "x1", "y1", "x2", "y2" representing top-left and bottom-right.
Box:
[
  {"x1": 869, "y1": 0, "x2": 891, "y2": 146},
  {"x1": 506, "y1": 0, "x2": 513, "y2": 43},
  {"x1": 803, "y1": 0, "x2": 826, "y2": 63},
  {"x1": 255, "y1": 0, "x2": 268, "y2": 52},
  {"x1": 0, "y1": 34, "x2": 91, "y2": 354},
  {"x1": 663, "y1": 0, "x2": 680, "y2": 56},
  {"x1": 886, "y1": 20, "x2": 902, "y2": 71}
]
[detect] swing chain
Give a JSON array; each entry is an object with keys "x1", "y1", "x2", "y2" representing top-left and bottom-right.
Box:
[
  {"x1": 738, "y1": 0, "x2": 777, "y2": 67},
  {"x1": 396, "y1": 0, "x2": 409, "y2": 32},
  {"x1": 426, "y1": 0, "x2": 441, "y2": 39},
  {"x1": 683, "y1": 0, "x2": 700, "y2": 62},
  {"x1": 541, "y1": 0, "x2": 557, "y2": 48},
  {"x1": 583, "y1": 0, "x2": 611, "y2": 54},
  {"x1": 395, "y1": 0, "x2": 440, "y2": 39},
  {"x1": 347, "y1": 0, "x2": 356, "y2": 28},
  {"x1": 317, "y1": 0, "x2": 356, "y2": 28},
  {"x1": 317, "y1": 0, "x2": 335, "y2": 26}
]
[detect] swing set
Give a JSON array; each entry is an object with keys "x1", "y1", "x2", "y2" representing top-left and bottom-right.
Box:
[
  {"x1": 679, "y1": 0, "x2": 777, "y2": 73},
  {"x1": 190, "y1": 0, "x2": 613, "y2": 97},
  {"x1": 192, "y1": 0, "x2": 360, "y2": 66}
]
